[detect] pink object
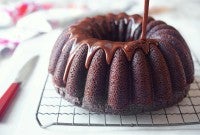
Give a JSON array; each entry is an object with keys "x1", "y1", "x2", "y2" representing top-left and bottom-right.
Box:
[
  {"x1": 0, "y1": 38, "x2": 19, "y2": 46},
  {"x1": 0, "y1": 38, "x2": 19, "y2": 56},
  {"x1": 4, "y1": 1, "x2": 88, "y2": 24},
  {"x1": 5, "y1": 2, "x2": 53, "y2": 24}
]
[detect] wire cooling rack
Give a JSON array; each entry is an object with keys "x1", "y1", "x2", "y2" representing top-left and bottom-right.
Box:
[{"x1": 36, "y1": 54, "x2": 200, "y2": 128}]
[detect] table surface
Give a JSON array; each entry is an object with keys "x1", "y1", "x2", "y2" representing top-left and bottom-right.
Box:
[{"x1": 0, "y1": 0, "x2": 200, "y2": 134}]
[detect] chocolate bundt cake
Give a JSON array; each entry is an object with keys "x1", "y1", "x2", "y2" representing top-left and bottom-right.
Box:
[{"x1": 48, "y1": 2, "x2": 194, "y2": 114}]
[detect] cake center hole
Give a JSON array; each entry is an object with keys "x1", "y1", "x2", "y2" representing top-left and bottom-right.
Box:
[{"x1": 92, "y1": 20, "x2": 141, "y2": 42}]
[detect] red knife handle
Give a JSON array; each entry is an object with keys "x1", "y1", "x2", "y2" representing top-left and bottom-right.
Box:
[{"x1": 0, "y1": 82, "x2": 21, "y2": 120}]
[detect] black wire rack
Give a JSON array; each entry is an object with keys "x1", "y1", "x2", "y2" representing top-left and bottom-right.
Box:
[{"x1": 36, "y1": 53, "x2": 200, "y2": 128}]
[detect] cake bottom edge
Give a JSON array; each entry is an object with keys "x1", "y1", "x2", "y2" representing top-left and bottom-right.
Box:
[{"x1": 54, "y1": 85, "x2": 190, "y2": 115}]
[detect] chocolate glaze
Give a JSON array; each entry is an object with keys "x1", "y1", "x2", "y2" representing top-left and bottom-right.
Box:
[{"x1": 63, "y1": 13, "x2": 158, "y2": 82}]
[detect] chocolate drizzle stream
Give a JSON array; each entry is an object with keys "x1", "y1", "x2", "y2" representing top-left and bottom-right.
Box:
[
  {"x1": 141, "y1": 0, "x2": 149, "y2": 40},
  {"x1": 63, "y1": 0, "x2": 158, "y2": 82}
]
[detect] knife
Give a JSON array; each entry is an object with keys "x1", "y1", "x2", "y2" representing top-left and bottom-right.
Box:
[{"x1": 0, "y1": 55, "x2": 39, "y2": 120}]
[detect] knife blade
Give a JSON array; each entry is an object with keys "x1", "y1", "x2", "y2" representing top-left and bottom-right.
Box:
[{"x1": 0, "y1": 55, "x2": 39, "y2": 120}]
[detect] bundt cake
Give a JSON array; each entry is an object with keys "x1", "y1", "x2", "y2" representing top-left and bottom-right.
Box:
[{"x1": 48, "y1": 0, "x2": 194, "y2": 114}]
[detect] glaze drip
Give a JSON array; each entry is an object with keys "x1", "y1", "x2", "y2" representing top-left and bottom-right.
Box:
[{"x1": 63, "y1": 12, "x2": 158, "y2": 82}]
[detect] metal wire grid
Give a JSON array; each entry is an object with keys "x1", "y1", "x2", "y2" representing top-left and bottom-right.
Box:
[{"x1": 36, "y1": 53, "x2": 200, "y2": 128}]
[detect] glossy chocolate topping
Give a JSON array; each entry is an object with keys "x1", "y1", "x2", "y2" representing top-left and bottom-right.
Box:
[{"x1": 63, "y1": 0, "x2": 157, "y2": 82}]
